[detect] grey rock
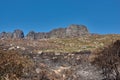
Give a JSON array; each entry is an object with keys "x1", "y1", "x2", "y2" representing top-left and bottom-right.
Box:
[
  {"x1": 66, "y1": 24, "x2": 89, "y2": 37},
  {"x1": 26, "y1": 31, "x2": 48, "y2": 40},
  {"x1": 0, "y1": 32, "x2": 13, "y2": 39},
  {"x1": 7, "y1": 32, "x2": 13, "y2": 39},
  {"x1": 26, "y1": 31, "x2": 36, "y2": 40},
  {"x1": 13, "y1": 29, "x2": 24, "y2": 39},
  {"x1": 0, "y1": 24, "x2": 90, "y2": 40},
  {"x1": 48, "y1": 24, "x2": 89, "y2": 38},
  {"x1": 0, "y1": 32, "x2": 7, "y2": 39},
  {"x1": 35, "y1": 32, "x2": 48, "y2": 39},
  {"x1": 49, "y1": 28, "x2": 66, "y2": 38}
]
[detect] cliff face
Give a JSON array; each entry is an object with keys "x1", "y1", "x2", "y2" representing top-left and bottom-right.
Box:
[
  {"x1": 48, "y1": 24, "x2": 89, "y2": 38},
  {"x1": 66, "y1": 24, "x2": 89, "y2": 37},
  {"x1": 49, "y1": 28, "x2": 66, "y2": 38},
  {"x1": 0, "y1": 24, "x2": 90, "y2": 40},
  {"x1": 13, "y1": 29, "x2": 24, "y2": 39},
  {"x1": 0, "y1": 30, "x2": 24, "y2": 39},
  {"x1": 0, "y1": 32, "x2": 13, "y2": 39},
  {"x1": 26, "y1": 31, "x2": 48, "y2": 40},
  {"x1": 26, "y1": 31, "x2": 36, "y2": 40},
  {"x1": 26, "y1": 24, "x2": 89, "y2": 39}
]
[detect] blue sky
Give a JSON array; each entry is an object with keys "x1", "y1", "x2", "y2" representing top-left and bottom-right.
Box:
[{"x1": 0, "y1": 0, "x2": 120, "y2": 35}]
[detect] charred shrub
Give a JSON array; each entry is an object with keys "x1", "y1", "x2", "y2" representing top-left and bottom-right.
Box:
[
  {"x1": 0, "y1": 48, "x2": 32, "y2": 80},
  {"x1": 90, "y1": 40, "x2": 120, "y2": 80}
]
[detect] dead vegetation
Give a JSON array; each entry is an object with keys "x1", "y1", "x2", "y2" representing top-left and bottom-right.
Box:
[
  {"x1": 90, "y1": 40, "x2": 120, "y2": 80},
  {"x1": 0, "y1": 47, "x2": 33, "y2": 80},
  {"x1": 0, "y1": 35, "x2": 120, "y2": 80}
]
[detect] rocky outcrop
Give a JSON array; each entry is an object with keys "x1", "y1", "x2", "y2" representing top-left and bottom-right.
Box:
[
  {"x1": 25, "y1": 24, "x2": 90, "y2": 39},
  {"x1": 0, "y1": 32, "x2": 7, "y2": 39},
  {"x1": 0, "y1": 24, "x2": 90, "y2": 40},
  {"x1": 0, "y1": 32, "x2": 13, "y2": 39},
  {"x1": 48, "y1": 24, "x2": 89, "y2": 38},
  {"x1": 0, "y1": 30, "x2": 24, "y2": 39},
  {"x1": 26, "y1": 31, "x2": 48, "y2": 40},
  {"x1": 49, "y1": 28, "x2": 66, "y2": 38},
  {"x1": 26, "y1": 31, "x2": 36, "y2": 40},
  {"x1": 66, "y1": 24, "x2": 89, "y2": 37},
  {"x1": 35, "y1": 32, "x2": 48, "y2": 39},
  {"x1": 13, "y1": 29, "x2": 24, "y2": 39}
]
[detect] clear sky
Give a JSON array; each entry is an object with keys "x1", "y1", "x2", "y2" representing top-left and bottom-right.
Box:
[{"x1": 0, "y1": 0, "x2": 120, "y2": 35}]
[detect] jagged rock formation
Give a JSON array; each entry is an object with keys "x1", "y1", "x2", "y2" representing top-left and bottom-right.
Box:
[
  {"x1": 0, "y1": 24, "x2": 90, "y2": 40},
  {"x1": 0, "y1": 30, "x2": 24, "y2": 39},
  {"x1": 26, "y1": 31, "x2": 36, "y2": 40},
  {"x1": 49, "y1": 28, "x2": 66, "y2": 38},
  {"x1": 26, "y1": 24, "x2": 89, "y2": 39},
  {"x1": 0, "y1": 32, "x2": 13, "y2": 39},
  {"x1": 35, "y1": 32, "x2": 48, "y2": 39},
  {"x1": 13, "y1": 29, "x2": 24, "y2": 39},
  {"x1": 66, "y1": 24, "x2": 89, "y2": 37},
  {"x1": 26, "y1": 31, "x2": 48, "y2": 40}
]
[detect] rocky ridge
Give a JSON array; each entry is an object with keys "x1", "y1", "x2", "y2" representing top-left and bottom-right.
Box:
[{"x1": 0, "y1": 24, "x2": 89, "y2": 40}]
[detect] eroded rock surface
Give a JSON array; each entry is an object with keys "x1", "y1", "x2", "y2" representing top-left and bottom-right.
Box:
[
  {"x1": 0, "y1": 24, "x2": 90, "y2": 40},
  {"x1": 66, "y1": 24, "x2": 89, "y2": 37},
  {"x1": 13, "y1": 29, "x2": 24, "y2": 39}
]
